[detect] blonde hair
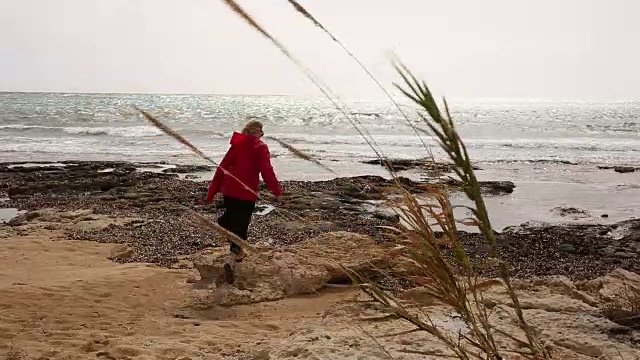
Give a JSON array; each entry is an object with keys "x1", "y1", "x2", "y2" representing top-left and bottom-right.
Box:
[{"x1": 242, "y1": 120, "x2": 263, "y2": 135}]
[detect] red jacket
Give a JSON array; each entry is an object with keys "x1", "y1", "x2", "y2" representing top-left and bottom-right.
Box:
[{"x1": 206, "y1": 132, "x2": 282, "y2": 203}]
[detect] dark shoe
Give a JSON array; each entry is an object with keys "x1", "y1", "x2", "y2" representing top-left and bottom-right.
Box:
[
  {"x1": 235, "y1": 249, "x2": 246, "y2": 263},
  {"x1": 230, "y1": 242, "x2": 246, "y2": 263},
  {"x1": 223, "y1": 263, "x2": 235, "y2": 284}
]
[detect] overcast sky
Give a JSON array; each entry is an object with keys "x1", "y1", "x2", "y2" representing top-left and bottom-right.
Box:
[{"x1": 1, "y1": 0, "x2": 638, "y2": 99}]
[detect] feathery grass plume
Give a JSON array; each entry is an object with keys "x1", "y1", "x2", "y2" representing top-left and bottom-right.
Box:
[
  {"x1": 218, "y1": 2, "x2": 551, "y2": 358},
  {"x1": 375, "y1": 64, "x2": 551, "y2": 358},
  {"x1": 601, "y1": 283, "x2": 640, "y2": 329},
  {"x1": 344, "y1": 189, "x2": 543, "y2": 359},
  {"x1": 222, "y1": 1, "x2": 438, "y2": 217},
  {"x1": 220, "y1": 0, "x2": 390, "y2": 169},
  {"x1": 265, "y1": 135, "x2": 336, "y2": 175},
  {"x1": 285, "y1": 0, "x2": 434, "y2": 161},
  {"x1": 394, "y1": 63, "x2": 549, "y2": 351}
]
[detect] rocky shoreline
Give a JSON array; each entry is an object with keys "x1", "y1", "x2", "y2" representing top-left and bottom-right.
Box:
[{"x1": 1, "y1": 160, "x2": 639, "y2": 282}]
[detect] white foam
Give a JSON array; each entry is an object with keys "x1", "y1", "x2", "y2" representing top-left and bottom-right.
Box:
[
  {"x1": 0, "y1": 208, "x2": 24, "y2": 223},
  {"x1": 0, "y1": 124, "x2": 162, "y2": 137},
  {"x1": 7, "y1": 162, "x2": 69, "y2": 168}
]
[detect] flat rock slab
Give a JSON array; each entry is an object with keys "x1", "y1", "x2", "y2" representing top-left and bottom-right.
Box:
[{"x1": 191, "y1": 231, "x2": 402, "y2": 306}]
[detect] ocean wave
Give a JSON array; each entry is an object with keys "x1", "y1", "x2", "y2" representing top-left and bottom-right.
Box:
[
  {"x1": 0, "y1": 124, "x2": 163, "y2": 137},
  {"x1": 268, "y1": 134, "x2": 640, "y2": 152},
  {"x1": 585, "y1": 122, "x2": 640, "y2": 133}
]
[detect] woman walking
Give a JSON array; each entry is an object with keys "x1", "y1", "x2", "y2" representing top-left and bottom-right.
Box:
[{"x1": 205, "y1": 120, "x2": 282, "y2": 284}]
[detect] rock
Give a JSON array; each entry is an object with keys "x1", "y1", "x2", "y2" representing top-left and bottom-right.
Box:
[
  {"x1": 479, "y1": 181, "x2": 516, "y2": 195},
  {"x1": 553, "y1": 338, "x2": 603, "y2": 357},
  {"x1": 595, "y1": 268, "x2": 640, "y2": 302},
  {"x1": 362, "y1": 158, "x2": 455, "y2": 173},
  {"x1": 162, "y1": 164, "x2": 213, "y2": 174},
  {"x1": 372, "y1": 211, "x2": 400, "y2": 223},
  {"x1": 109, "y1": 245, "x2": 134, "y2": 260},
  {"x1": 614, "y1": 167, "x2": 637, "y2": 173},
  {"x1": 191, "y1": 232, "x2": 397, "y2": 305},
  {"x1": 399, "y1": 287, "x2": 438, "y2": 306},
  {"x1": 615, "y1": 251, "x2": 636, "y2": 259},
  {"x1": 60, "y1": 209, "x2": 94, "y2": 219},
  {"x1": 552, "y1": 207, "x2": 591, "y2": 219},
  {"x1": 557, "y1": 243, "x2": 576, "y2": 253},
  {"x1": 250, "y1": 350, "x2": 271, "y2": 360},
  {"x1": 603, "y1": 246, "x2": 616, "y2": 256},
  {"x1": 4, "y1": 159, "x2": 639, "y2": 283},
  {"x1": 281, "y1": 221, "x2": 337, "y2": 233},
  {"x1": 7, "y1": 209, "x2": 42, "y2": 225},
  {"x1": 444, "y1": 178, "x2": 515, "y2": 195},
  {"x1": 517, "y1": 294, "x2": 596, "y2": 313},
  {"x1": 598, "y1": 165, "x2": 639, "y2": 173},
  {"x1": 570, "y1": 290, "x2": 599, "y2": 307},
  {"x1": 543, "y1": 276, "x2": 575, "y2": 294}
]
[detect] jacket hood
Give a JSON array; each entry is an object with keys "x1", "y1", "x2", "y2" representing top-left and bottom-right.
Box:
[{"x1": 229, "y1": 132, "x2": 257, "y2": 146}]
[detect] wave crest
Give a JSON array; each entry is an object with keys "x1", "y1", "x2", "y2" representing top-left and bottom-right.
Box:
[{"x1": 0, "y1": 124, "x2": 162, "y2": 137}]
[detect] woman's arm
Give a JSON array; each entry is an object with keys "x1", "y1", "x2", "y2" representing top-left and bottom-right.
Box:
[
  {"x1": 206, "y1": 147, "x2": 235, "y2": 203},
  {"x1": 257, "y1": 144, "x2": 282, "y2": 197}
]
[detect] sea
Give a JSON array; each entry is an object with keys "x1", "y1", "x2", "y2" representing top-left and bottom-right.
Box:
[
  {"x1": 1, "y1": 92, "x2": 639, "y2": 228},
  {"x1": 1, "y1": 92, "x2": 638, "y2": 166}
]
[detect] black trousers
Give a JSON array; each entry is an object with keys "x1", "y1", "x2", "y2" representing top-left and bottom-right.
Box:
[{"x1": 217, "y1": 196, "x2": 256, "y2": 255}]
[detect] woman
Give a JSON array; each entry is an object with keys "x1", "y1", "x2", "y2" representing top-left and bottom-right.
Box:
[{"x1": 205, "y1": 120, "x2": 282, "y2": 284}]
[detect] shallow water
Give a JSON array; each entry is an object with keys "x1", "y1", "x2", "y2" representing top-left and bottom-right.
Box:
[
  {"x1": 169, "y1": 161, "x2": 640, "y2": 231},
  {"x1": 0, "y1": 208, "x2": 23, "y2": 223},
  {"x1": 341, "y1": 162, "x2": 640, "y2": 233},
  {"x1": 445, "y1": 163, "x2": 640, "y2": 231}
]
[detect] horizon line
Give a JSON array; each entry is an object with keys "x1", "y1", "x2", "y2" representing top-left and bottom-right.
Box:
[
  {"x1": 0, "y1": 90, "x2": 638, "y2": 102},
  {"x1": 0, "y1": 90, "x2": 296, "y2": 97}
]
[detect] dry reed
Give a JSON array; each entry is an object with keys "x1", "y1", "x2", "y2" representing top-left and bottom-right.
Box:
[
  {"x1": 146, "y1": 1, "x2": 554, "y2": 358},
  {"x1": 285, "y1": 0, "x2": 434, "y2": 161},
  {"x1": 137, "y1": 106, "x2": 323, "y2": 244},
  {"x1": 220, "y1": 0, "x2": 393, "y2": 166},
  {"x1": 219, "y1": 2, "x2": 551, "y2": 358},
  {"x1": 336, "y1": 64, "x2": 552, "y2": 359},
  {"x1": 263, "y1": 135, "x2": 336, "y2": 174},
  {"x1": 601, "y1": 283, "x2": 640, "y2": 330}
]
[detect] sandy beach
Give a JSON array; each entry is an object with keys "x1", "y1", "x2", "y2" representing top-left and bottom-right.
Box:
[
  {"x1": 1, "y1": 161, "x2": 639, "y2": 359},
  {"x1": 3, "y1": 0, "x2": 639, "y2": 358}
]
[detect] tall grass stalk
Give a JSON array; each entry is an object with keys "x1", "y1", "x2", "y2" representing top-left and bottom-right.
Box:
[
  {"x1": 137, "y1": 107, "x2": 322, "y2": 247},
  {"x1": 393, "y1": 64, "x2": 549, "y2": 357},
  {"x1": 129, "y1": 1, "x2": 556, "y2": 358},
  {"x1": 137, "y1": 106, "x2": 334, "y2": 187},
  {"x1": 220, "y1": 0, "x2": 447, "y2": 218},
  {"x1": 221, "y1": 0, "x2": 389, "y2": 163},
  {"x1": 263, "y1": 135, "x2": 336, "y2": 175},
  {"x1": 285, "y1": 0, "x2": 434, "y2": 161},
  {"x1": 218, "y1": 2, "x2": 552, "y2": 359}
]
